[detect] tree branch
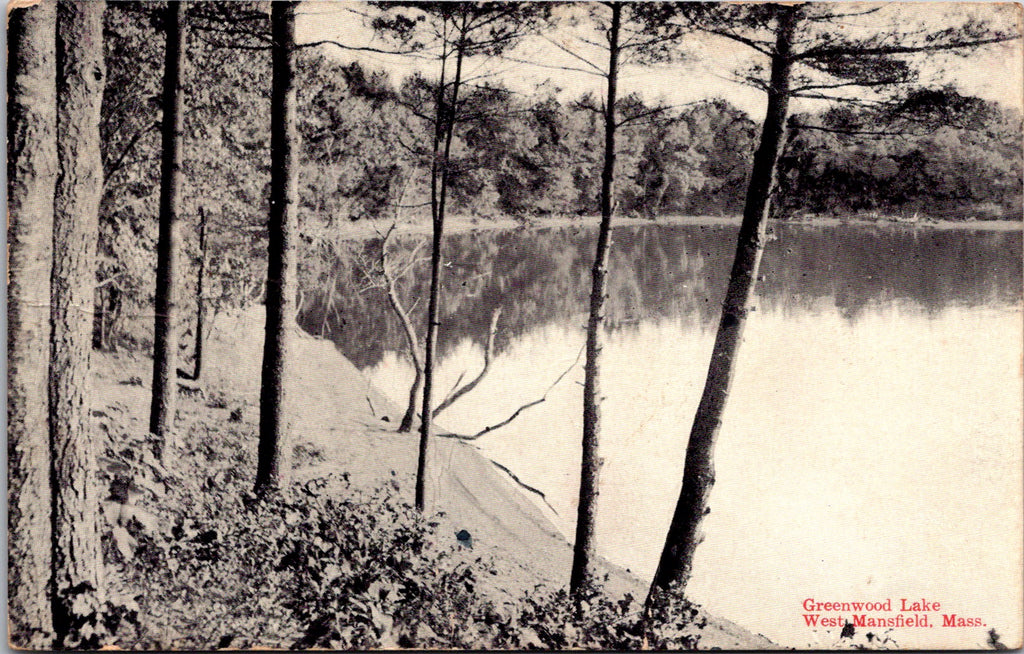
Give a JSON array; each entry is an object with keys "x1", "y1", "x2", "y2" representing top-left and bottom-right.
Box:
[
  {"x1": 103, "y1": 121, "x2": 159, "y2": 186},
  {"x1": 795, "y1": 34, "x2": 1020, "y2": 61},
  {"x1": 699, "y1": 27, "x2": 774, "y2": 57},
  {"x1": 297, "y1": 39, "x2": 429, "y2": 59},
  {"x1": 540, "y1": 33, "x2": 607, "y2": 75},
  {"x1": 433, "y1": 306, "x2": 502, "y2": 417},
  {"x1": 441, "y1": 344, "x2": 585, "y2": 441}
]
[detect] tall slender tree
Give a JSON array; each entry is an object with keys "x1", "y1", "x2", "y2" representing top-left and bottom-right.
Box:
[
  {"x1": 558, "y1": 1, "x2": 686, "y2": 598},
  {"x1": 255, "y1": 0, "x2": 299, "y2": 496},
  {"x1": 572, "y1": 0, "x2": 622, "y2": 600},
  {"x1": 416, "y1": 7, "x2": 464, "y2": 512},
  {"x1": 648, "y1": 3, "x2": 1021, "y2": 605},
  {"x1": 370, "y1": 2, "x2": 551, "y2": 512},
  {"x1": 149, "y1": 0, "x2": 187, "y2": 455},
  {"x1": 50, "y1": 0, "x2": 107, "y2": 646},
  {"x1": 7, "y1": 1, "x2": 56, "y2": 645},
  {"x1": 190, "y1": 206, "x2": 209, "y2": 381}
]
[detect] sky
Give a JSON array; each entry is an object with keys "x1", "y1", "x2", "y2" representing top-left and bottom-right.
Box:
[{"x1": 295, "y1": 1, "x2": 1023, "y2": 121}]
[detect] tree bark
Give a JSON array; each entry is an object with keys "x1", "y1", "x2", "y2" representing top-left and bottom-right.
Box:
[
  {"x1": 256, "y1": 1, "x2": 299, "y2": 496},
  {"x1": 7, "y1": 1, "x2": 56, "y2": 645},
  {"x1": 400, "y1": 367, "x2": 424, "y2": 433},
  {"x1": 571, "y1": 1, "x2": 621, "y2": 599},
  {"x1": 149, "y1": 0, "x2": 186, "y2": 454},
  {"x1": 50, "y1": 1, "x2": 107, "y2": 646},
  {"x1": 647, "y1": 5, "x2": 798, "y2": 601},
  {"x1": 416, "y1": 27, "x2": 465, "y2": 512},
  {"x1": 192, "y1": 205, "x2": 208, "y2": 381}
]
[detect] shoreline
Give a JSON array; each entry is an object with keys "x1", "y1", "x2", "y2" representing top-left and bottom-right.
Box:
[{"x1": 327, "y1": 212, "x2": 1024, "y2": 241}]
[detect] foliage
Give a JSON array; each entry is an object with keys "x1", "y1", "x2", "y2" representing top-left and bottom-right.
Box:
[
  {"x1": 106, "y1": 464, "x2": 707, "y2": 649},
  {"x1": 779, "y1": 103, "x2": 1022, "y2": 219},
  {"x1": 88, "y1": 376, "x2": 705, "y2": 649},
  {"x1": 96, "y1": 2, "x2": 1020, "y2": 350}
]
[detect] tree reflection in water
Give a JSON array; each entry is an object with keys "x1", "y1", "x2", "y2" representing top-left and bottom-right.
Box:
[{"x1": 297, "y1": 223, "x2": 1022, "y2": 370}]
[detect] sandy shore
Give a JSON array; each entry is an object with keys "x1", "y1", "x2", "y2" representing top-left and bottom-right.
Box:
[{"x1": 90, "y1": 306, "x2": 779, "y2": 649}]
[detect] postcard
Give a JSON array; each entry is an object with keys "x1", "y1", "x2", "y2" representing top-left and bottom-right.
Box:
[{"x1": 7, "y1": 1, "x2": 1022, "y2": 649}]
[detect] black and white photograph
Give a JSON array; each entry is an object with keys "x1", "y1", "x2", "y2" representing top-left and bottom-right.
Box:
[{"x1": 6, "y1": 0, "x2": 1023, "y2": 649}]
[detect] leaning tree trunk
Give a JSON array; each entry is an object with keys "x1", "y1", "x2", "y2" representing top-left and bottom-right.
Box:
[
  {"x1": 415, "y1": 36, "x2": 465, "y2": 512},
  {"x1": 149, "y1": 0, "x2": 186, "y2": 455},
  {"x1": 50, "y1": 1, "x2": 107, "y2": 647},
  {"x1": 379, "y1": 232, "x2": 424, "y2": 434},
  {"x1": 570, "y1": 1, "x2": 621, "y2": 600},
  {"x1": 7, "y1": 1, "x2": 56, "y2": 645},
  {"x1": 647, "y1": 6, "x2": 798, "y2": 603},
  {"x1": 256, "y1": 1, "x2": 299, "y2": 496}
]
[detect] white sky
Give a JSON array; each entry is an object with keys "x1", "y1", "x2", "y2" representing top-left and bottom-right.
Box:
[{"x1": 295, "y1": 2, "x2": 1023, "y2": 121}]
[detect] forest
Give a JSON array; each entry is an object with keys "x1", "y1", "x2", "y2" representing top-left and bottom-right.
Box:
[{"x1": 6, "y1": 1, "x2": 1022, "y2": 650}]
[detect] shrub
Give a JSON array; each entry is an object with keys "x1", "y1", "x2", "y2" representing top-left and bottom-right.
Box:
[{"x1": 109, "y1": 470, "x2": 705, "y2": 650}]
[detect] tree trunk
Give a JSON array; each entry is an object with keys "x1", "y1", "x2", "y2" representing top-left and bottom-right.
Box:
[
  {"x1": 256, "y1": 1, "x2": 299, "y2": 496},
  {"x1": 149, "y1": 0, "x2": 186, "y2": 455},
  {"x1": 379, "y1": 231, "x2": 424, "y2": 434},
  {"x1": 570, "y1": 1, "x2": 621, "y2": 599},
  {"x1": 400, "y1": 368, "x2": 424, "y2": 433},
  {"x1": 50, "y1": 1, "x2": 107, "y2": 646},
  {"x1": 415, "y1": 31, "x2": 465, "y2": 512},
  {"x1": 192, "y1": 206, "x2": 208, "y2": 381},
  {"x1": 7, "y1": 1, "x2": 56, "y2": 645},
  {"x1": 647, "y1": 5, "x2": 798, "y2": 602}
]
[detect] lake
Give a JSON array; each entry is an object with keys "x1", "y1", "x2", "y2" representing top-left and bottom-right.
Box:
[{"x1": 298, "y1": 221, "x2": 1023, "y2": 648}]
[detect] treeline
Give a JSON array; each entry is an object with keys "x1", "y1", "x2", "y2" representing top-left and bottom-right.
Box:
[
  {"x1": 102, "y1": 5, "x2": 1022, "y2": 238},
  {"x1": 96, "y1": 3, "x2": 1022, "y2": 352},
  {"x1": 780, "y1": 103, "x2": 1022, "y2": 220},
  {"x1": 66, "y1": 0, "x2": 1024, "y2": 365}
]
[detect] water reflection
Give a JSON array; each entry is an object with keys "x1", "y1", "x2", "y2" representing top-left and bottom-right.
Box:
[
  {"x1": 299, "y1": 223, "x2": 1022, "y2": 369},
  {"x1": 298, "y1": 223, "x2": 1022, "y2": 648}
]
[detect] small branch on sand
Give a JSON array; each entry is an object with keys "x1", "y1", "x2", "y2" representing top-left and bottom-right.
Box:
[{"x1": 489, "y1": 458, "x2": 559, "y2": 515}]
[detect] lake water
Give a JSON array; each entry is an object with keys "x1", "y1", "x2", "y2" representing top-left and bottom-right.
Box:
[{"x1": 299, "y1": 222, "x2": 1023, "y2": 648}]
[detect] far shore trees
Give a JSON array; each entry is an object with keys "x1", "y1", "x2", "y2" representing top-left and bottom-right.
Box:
[
  {"x1": 255, "y1": 0, "x2": 300, "y2": 496},
  {"x1": 149, "y1": 0, "x2": 187, "y2": 455},
  {"x1": 50, "y1": 0, "x2": 108, "y2": 646},
  {"x1": 646, "y1": 3, "x2": 1021, "y2": 608},
  {"x1": 7, "y1": 0, "x2": 56, "y2": 645}
]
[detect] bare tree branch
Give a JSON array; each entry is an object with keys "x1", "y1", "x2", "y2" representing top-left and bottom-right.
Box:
[
  {"x1": 540, "y1": 33, "x2": 606, "y2": 75},
  {"x1": 497, "y1": 52, "x2": 606, "y2": 77},
  {"x1": 442, "y1": 344, "x2": 585, "y2": 441},
  {"x1": 699, "y1": 27, "x2": 774, "y2": 57},
  {"x1": 433, "y1": 306, "x2": 502, "y2": 416},
  {"x1": 103, "y1": 121, "x2": 159, "y2": 186}
]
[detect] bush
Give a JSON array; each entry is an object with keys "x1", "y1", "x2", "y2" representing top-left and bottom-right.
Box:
[
  {"x1": 93, "y1": 391, "x2": 705, "y2": 650},
  {"x1": 108, "y1": 470, "x2": 705, "y2": 650}
]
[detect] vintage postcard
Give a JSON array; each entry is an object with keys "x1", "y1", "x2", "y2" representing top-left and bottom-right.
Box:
[{"x1": 6, "y1": 0, "x2": 1023, "y2": 650}]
